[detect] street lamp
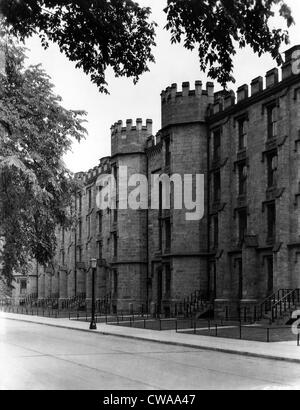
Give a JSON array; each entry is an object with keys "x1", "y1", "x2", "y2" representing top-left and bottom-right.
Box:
[{"x1": 89, "y1": 258, "x2": 97, "y2": 330}]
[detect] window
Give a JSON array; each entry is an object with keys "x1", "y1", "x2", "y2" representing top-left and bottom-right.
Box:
[
  {"x1": 88, "y1": 189, "x2": 92, "y2": 210},
  {"x1": 78, "y1": 219, "x2": 82, "y2": 240},
  {"x1": 213, "y1": 216, "x2": 219, "y2": 249},
  {"x1": 267, "y1": 203, "x2": 276, "y2": 242},
  {"x1": 113, "y1": 233, "x2": 118, "y2": 258},
  {"x1": 213, "y1": 171, "x2": 221, "y2": 203},
  {"x1": 238, "y1": 163, "x2": 247, "y2": 196},
  {"x1": 238, "y1": 209, "x2": 247, "y2": 242},
  {"x1": 267, "y1": 104, "x2": 277, "y2": 139},
  {"x1": 86, "y1": 215, "x2": 91, "y2": 238},
  {"x1": 98, "y1": 241, "x2": 103, "y2": 260},
  {"x1": 213, "y1": 129, "x2": 221, "y2": 161},
  {"x1": 98, "y1": 185, "x2": 103, "y2": 209},
  {"x1": 165, "y1": 218, "x2": 171, "y2": 252},
  {"x1": 78, "y1": 194, "x2": 82, "y2": 214},
  {"x1": 267, "y1": 152, "x2": 278, "y2": 188},
  {"x1": 165, "y1": 136, "x2": 171, "y2": 167},
  {"x1": 61, "y1": 250, "x2": 65, "y2": 266},
  {"x1": 238, "y1": 118, "x2": 247, "y2": 151},
  {"x1": 165, "y1": 264, "x2": 171, "y2": 297},
  {"x1": 77, "y1": 247, "x2": 82, "y2": 262},
  {"x1": 20, "y1": 280, "x2": 27, "y2": 295},
  {"x1": 98, "y1": 211, "x2": 103, "y2": 233}
]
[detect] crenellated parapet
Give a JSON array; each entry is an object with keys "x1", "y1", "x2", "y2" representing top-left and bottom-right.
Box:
[
  {"x1": 74, "y1": 156, "x2": 112, "y2": 188},
  {"x1": 145, "y1": 133, "x2": 164, "y2": 156},
  {"x1": 161, "y1": 81, "x2": 214, "y2": 128},
  {"x1": 111, "y1": 118, "x2": 153, "y2": 156},
  {"x1": 210, "y1": 44, "x2": 300, "y2": 117}
]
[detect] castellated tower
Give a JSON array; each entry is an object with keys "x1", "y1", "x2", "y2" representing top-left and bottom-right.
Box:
[
  {"x1": 161, "y1": 80, "x2": 214, "y2": 128},
  {"x1": 147, "y1": 82, "x2": 214, "y2": 316},
  {"x1": 110, "y1": 119, "x2": 153, "y2": 313},
  {"x1": 111, "y1": 118, "x2": 153, "y2": 156}
]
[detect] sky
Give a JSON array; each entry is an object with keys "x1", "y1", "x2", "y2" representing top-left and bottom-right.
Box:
[{"x1": 24, "y1": 0, "x2": 300, "y2": 173}]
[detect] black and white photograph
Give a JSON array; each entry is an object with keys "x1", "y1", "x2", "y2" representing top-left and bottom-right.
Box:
[{"x1": 1, "y1": 0, "x2": 300, "y2": 393}]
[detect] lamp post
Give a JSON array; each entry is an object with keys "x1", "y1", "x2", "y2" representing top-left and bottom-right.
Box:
[{"x1": 89, "y1": 258, "x2": 97, "y2": 330}]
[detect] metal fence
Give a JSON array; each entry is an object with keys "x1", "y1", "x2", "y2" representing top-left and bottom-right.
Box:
[
  {"x1": 1, "y1": 305, "x2": 299, "y2": 345},
  {"x1": 0, "y1": 305, "x2": 71, "y2": 318},
  {"x1": 178, "y1": 320, "x2": 300, "y2": 344}
]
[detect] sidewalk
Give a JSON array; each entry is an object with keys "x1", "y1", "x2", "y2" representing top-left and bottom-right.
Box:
[{"x1": 1, "y1": 311, "x2": 300, "y2": 364}]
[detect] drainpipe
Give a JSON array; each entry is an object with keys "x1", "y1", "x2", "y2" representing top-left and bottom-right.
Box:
[
  {"x1": 74, "y1": 191, "x2": 77, "y2": 297},
  {"x1": 206, "y1": 125, "x2": 211, "y2": 301},
  {"x1": 146, "y1": 153, "x2": 149, "y2": 314}
]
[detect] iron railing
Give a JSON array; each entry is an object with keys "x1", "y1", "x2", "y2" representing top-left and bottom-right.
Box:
[
  {"x1": 256, "y1": 289, "x2": 295, "y2": 321},
  {"x1": 271, "y1": 289, "x2": 300, "y2": 322},
  {"x1": 174, "y1": 290, "x2": 212, "y2": 318}
]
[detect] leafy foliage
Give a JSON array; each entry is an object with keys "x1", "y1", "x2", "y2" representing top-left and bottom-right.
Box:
[
  {"x1": 0, "y1": 39, "x2": 87, "y2": 285},
  {"x1": 165, "y1": 0, "x2": 294, "y2": 87},
  {"x1": 0, "y1": 0, "x2": 157, "y2": 93},
  {"x1": 0, "y1": 1, "x2": 295, "y2": 89}
]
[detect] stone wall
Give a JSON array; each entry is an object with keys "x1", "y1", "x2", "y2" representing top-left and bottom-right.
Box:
[{"x1": 9, "y1": 45, "x2": 300, "y2": 318}]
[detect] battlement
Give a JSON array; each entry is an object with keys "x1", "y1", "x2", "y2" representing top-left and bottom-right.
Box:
[
  {"x1": 161, "y1": 81, "x2": 214, "y2": 103},
  {"x1": 146, "y1": 132, "x2": 164, "y2": 151},
  {"x1": 111, "y1": 119, "x2": 153, "y2": 157},
  {"x1": 210, "y1": 44, "x2": 300, "y2": 117},
  {"x1": 161, "y1": 81, "x2": 214, "y2": 128},
  {"x1": 111, "y1": 119, "x2": 153, "y2": 136},
  {"x1": 74, "y1": 157, "x2": 112, "y2": 187}
]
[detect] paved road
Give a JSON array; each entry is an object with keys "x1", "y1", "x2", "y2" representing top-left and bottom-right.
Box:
[{"x1": 1, "y1": 318, "x2": 300, "y2": 390}]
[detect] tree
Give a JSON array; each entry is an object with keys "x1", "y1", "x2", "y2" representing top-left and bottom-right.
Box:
[
  {"x1": 0, "y1": 0, "x2": 157, "y2": 94},
  {"x1": 0, "y1": 0, "x2": 295, "y2": 90},
  {"x1": 165, "y1": 0, "x2": 295, "y2": 87},
  {"x1": 0, "y1": 38, "x2": 87, "y2": 285}
]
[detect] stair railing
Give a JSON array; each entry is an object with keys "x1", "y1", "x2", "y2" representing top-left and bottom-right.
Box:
[
  {"x1": 258, "y1": 289, "x2": 294, "y2": 320},
  {"x1": 271, "y1": 289, "x2": 300, "y2": 322},
  {"x1": 177, "y1": 290, "x2": 210, "y2": 318}
]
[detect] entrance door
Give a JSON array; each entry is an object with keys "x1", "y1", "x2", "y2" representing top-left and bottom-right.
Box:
[
  {"x1": 157, "y1": 269, "x2": 163, "y2": 315},
  {"x1": 267, "y1": 256, "x2": 274, "y2": 296}
]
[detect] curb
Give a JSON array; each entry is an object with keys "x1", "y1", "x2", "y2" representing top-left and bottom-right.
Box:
[{"x1": 2, "y1": 315, "x2": 300, "y2": 365}]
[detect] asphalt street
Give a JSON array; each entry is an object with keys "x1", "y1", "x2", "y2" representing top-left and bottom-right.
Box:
[{"x1": 1, "y1": 317, "x2": 300, "y2": 390}]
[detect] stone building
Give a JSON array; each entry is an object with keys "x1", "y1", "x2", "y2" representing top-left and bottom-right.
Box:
[{"x1": 4, "y1": 45, "x2": 300, "y2": 318}]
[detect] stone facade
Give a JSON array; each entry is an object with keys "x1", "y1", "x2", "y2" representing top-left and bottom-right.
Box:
[{"x1": 6, "y1": 45, "x2": 300, "y2": 317}]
